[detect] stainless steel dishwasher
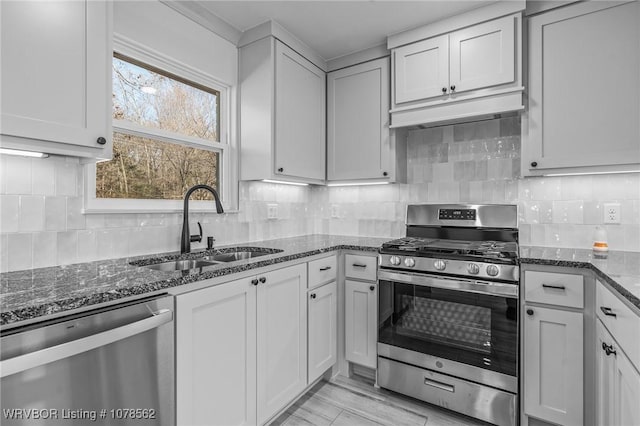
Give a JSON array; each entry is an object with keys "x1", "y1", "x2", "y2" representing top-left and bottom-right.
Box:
[{"x1": 0, "y1": 295, "x2": 174, "y2": 425}]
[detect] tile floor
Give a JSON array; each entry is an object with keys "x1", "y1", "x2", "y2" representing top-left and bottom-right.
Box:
[{"x1": 271, "y1": 375, "x2": 488, "y2": 426}]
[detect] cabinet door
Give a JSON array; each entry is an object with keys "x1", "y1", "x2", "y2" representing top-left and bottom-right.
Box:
[
  {"x1": 176, "y1": 278, "x2": 257, "y2": 426},
  {"x1": 523, "y1": 305, "x2": 583, "y2": 425},
  {"x1": 614, "y1": 349, "x2": 640, "y2": 426},
  {"x1": 345, "y1": 280, "x2": 377, "y2": 369},
  {"x1": 257, "y1": 264, "x2": 307, "y2": 424},
  {"x1": 0, "y1": 0, "x2": 110, "y2": 154},
  {"x1": 327, "y1": 57, "x2": 390, "y2": 181},
  {"x1": 449, "y1": 14, "x2": 515, "y2": 93},
  {"x1": 274, "y1": 41, "x2": 326, "y2": 181},
  {"x1": 308, "y1": 281, "x2": 337, "y2": 383},
  {"x1": 527, "y1": 1, "x2": 640, "y2": 172},
  {"x1": 393, "y1": 35, "x2": 449, "y2": 104},
  {"x1": 596, "y1": 320, "x2": 616, "y2": 426}
]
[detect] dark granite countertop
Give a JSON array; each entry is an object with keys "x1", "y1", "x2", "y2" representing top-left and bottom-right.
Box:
[
  {"x1": 521, "y1": 246, "x2": 640, "y2": 314},
  {"x1": 0, "y1": 235, "x2": 388, "y2": 330},
  {"x1": 2, "y1": 237, "x2": 638, "y2": 331}
]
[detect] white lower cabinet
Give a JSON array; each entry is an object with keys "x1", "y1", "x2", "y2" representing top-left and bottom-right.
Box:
[
  {"x1": 345, "y1": 279, "x2": 377, "y2": 369},
  {"x1": 176, "y1": 276, "x2": 257, "y2": 426},
  {"x1": 596, "y1": 317, "x2": 640, "y2": 426},
  {"x1": 176, "y1": 263, "x2": 307, "y2": 426},
  {"x1": 523, "y1": 305, "x2": 583, "y2": 426},
  {"x1": 257, "y1": 264, "x2": 308, "y2": 424},
  {"x1": 307, "y1": 281, "x2": 337, "y2": 383}
]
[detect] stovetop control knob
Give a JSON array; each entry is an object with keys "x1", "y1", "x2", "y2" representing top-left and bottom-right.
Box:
[
  {"x1": 404, "y1": 258, "x2": 416, "y2": 268},
  {"x1": 389, "y1": 256, "x2": 401, "y2": 266},
  {"x1": 467, "y1": 263, "x2": 480, "y2": 275},
  {"x1": 433, "y1": 260, "x2": 446, "y2": 271},
  {"x1": 486, "y1": 264, "x2": 500, "y2": 277}
]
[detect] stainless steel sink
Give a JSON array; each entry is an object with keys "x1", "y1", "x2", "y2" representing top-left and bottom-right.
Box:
[
  {"x1": 144, "y1": 259, "x2": 218, "y2": 271},
  {"x1": 201, "y1": 250, "x2": 273, "y2": 263}
]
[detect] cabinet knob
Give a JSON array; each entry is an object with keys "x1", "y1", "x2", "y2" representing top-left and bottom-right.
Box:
[
  {"x1": 382, "y1": 171, "x2": 388, "y2": 177},
  {"x1": 526, "y1": 308, "x2": 534, "y2": 316},
  {"x1": 602, "y1": 342, "x2": 617, "y2": 357},
  {"x1": 277, "y1": 167, "x2": 284, "y2": 173},
  {"x1": 251, "y1": 278, "x2": 259, "y2": 286},
  {"x1": 531, "y1": 161, "x2": 538, "y2": 168},
  {"x1": 310, "y1": 293, "x2": 317, "y2": 299},
  {"x1": 259, "y1": 277, "x2": 266, "y2": 283},
  {"x1": 442, "y1": 87, "x2": 447, "y2": 93},
  {"x1": 96, "y1": 137, "x2": 107, "y2": 145},
  {"x1": 370, "y1": 285, "x2": 375, "y2": 291},
  {"x1": 450, "y1": 85, "x2": 456, "y2": 92}
]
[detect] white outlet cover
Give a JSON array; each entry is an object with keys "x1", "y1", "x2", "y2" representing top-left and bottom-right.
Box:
[
  {"x1": 267, "y1": 204, "x2": 278, "y2": 220},
  {"x1": 331, "y1": 204, "x2": 339, "y2": 218},
  {"x1": 603, "y1": 203, "x2": 621, "y2": 224}
]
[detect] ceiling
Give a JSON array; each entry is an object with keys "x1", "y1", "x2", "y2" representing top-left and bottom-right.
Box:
[{"x1": 194, "y1": 1, "x2": 497, "y2": 61}]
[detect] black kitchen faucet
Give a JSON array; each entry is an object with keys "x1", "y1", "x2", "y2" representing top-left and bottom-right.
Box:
[{"x1": 180, "y1": 184, "x2": 224, "y2": 254}]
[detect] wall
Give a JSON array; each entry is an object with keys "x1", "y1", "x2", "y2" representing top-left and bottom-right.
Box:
[
  {"x1": 1, "y1": 116, "x2": 639, "y2": 273},
  {"x1": 0, "y1": 154, "x2": 312, "y2": 272},
  {"x1": 314, "y1": 115, "x2": 640, "y2": 251}
]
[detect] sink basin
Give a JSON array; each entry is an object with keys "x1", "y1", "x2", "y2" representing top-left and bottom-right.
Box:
[
  {"x1": 145, "y1": 259, "x2": 218, "y2": 272},
  {"x1": 202, "y1": 250, "x2": 273, "y2": 263}
]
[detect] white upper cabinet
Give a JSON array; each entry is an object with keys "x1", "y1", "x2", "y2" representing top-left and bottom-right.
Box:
[
  {"x1": 394, "y1": 36, "x2": 448, "y2": 104},
  {"x1": 388, "y1": 2, "x2": 524, "y2": 127},
  {"x1": 240, "y1": 37, "x2": 326, "y2": 184},
  {"x1": 524, "y1": 0, "x2": 640, "y2": 175},
  {"x1": 0, "y1": 0, "x2": 112, "y2": 159},
  {"x1": 327, "y1": 57, "x2": 394, "y2": 182},
  {"x1": 449, "y1": 15, "x2": 515, "y2": 93}
]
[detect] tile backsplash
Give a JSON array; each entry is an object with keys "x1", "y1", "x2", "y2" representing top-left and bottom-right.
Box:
[{"x1": 1, "y1": 116, "x2": 639, "y2": 272}]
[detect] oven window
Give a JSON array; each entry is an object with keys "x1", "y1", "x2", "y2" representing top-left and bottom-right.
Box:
[{"x1": 378, "y1": 280, "x2": 518, "y2": 377}]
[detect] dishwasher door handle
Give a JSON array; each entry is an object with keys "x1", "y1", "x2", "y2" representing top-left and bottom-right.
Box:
[{"x1": 0, "y1": 309, "x2": 173, "y2": 378}]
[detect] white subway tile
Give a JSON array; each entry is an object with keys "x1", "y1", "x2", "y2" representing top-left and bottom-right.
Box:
[
  {"x1": 66, "y1": 197, "x2": 85, "y2": 230},
  {"x1": 31, "y1": 160, "x2": 56, "y2": 195},
  {"x1": 45, "y1": 197, "x2": 67, "y2": 231},
  {"x1": 5, "y1": 157, "x2": 32, "y2": 195},
  {"x1": 19, "y1": 195, "x2": 45, "y2": 232},
  {"x1": 56, "y1": 231, "x2": 78, "y2": 266},
  {"x1": 55, "y1": 161, "x2": 78, "y2": 196},
  {"x1": 0, "y1": 234, "x2": 8, "y2": 272},
  {"x1": 32, "y1": 232, "x2": 57, "y2": 269},
  {"x1": 77, "y1": 230, "x2": 98, "y2": 263},
  {"x1": 8, "y1": 233, "x2": 33, "y2": 271},
  {"x1": 1, "y1": 195, "x2": 20, "y2": 233}
]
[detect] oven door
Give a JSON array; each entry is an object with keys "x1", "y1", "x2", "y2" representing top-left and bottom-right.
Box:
[{"x1": 377, "y1": 269, "x2": 518, "y2": 392}]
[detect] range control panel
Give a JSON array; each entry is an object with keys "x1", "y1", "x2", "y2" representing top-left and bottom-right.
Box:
[{"x1": 438, "y1": 209, "x2": 476, "y2": 221}]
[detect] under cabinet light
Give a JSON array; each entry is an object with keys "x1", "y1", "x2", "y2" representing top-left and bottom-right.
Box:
[
  {"x1": 0, "y1": 148, "x2": 49, "y2": 158},
  {"x1": 327, "y1": 182, "x2": 390, "y2": 187},
  {"x1": 262, "y1": 179, "x2": 309, "y2": 186},
  {"x1": 544, "y1": 170, "x2": 640, "y2": 177}
]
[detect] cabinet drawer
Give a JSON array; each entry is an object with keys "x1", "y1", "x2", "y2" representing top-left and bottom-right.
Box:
[
  {"x1": 308, "y1": 255, "x2": 337, "y2": 289},
  {"x1": 345, "y1": 254, "x2": 377, "y2": 281},
  {"x1": 524, "y1": 271, "x2": 584, "y2": 308},
  {"x1": 597, "y1": 281, "x2": 640, "y2": 371}
]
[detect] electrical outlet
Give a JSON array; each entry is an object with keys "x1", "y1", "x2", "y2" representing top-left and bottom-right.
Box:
[
  {"x1": 331, "y1": 204, "x2": 339, "y2": 218},
  {"x1": 603, "y1": 203, "x2": 621, "y2": 224},
  {"x1": 267, "y1": 204, "x2": 278, "y2": 220}
]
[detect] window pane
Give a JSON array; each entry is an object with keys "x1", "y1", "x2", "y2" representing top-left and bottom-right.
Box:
[
  {"x1": 112, "y1": 55, "x2": 220, "y2": 142},
  {"x1": 96, "y1": 132, "x2": 219, "y2": 200}
]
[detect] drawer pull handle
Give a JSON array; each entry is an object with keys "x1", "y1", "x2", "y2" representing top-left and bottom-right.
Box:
[
  {"x1": 319, "y1": 266, "x2": 332, "y2": 271},
  {"x1": 542, "y1": 284, "x2": 565, "y2": 290},
  {"x1": 353, "y1": 263, "x2": 367, "y2": 268},
  {"x1": 600, "y1": 306, "x2": 617, "y2": 318},
  {"x1": 602, "y1": 342, "x2": 617, "y2": 357},
  {"x1": 423, "y1": 377, "x2": 455, "y2": 393}
]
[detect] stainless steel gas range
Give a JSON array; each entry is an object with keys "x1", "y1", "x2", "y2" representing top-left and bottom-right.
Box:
[{"x1": 377, "y1": 204, "x2": 519, "y2": 426}]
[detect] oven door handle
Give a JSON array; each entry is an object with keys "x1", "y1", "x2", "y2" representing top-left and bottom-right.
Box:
[{"x1": 377, "y1": 270, "x2": 518, "y2": 298}]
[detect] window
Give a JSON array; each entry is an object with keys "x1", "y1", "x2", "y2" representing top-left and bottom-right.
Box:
[{"x1": 85, "y1": 41, "x2": 234, "y2": 212}]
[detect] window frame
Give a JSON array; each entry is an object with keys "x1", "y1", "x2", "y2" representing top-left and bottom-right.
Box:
[{"x1": 84, "y1": 34, "x2": 237, "y2": 213}]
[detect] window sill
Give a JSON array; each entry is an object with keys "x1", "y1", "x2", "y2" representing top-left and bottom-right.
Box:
[{"x1": 82, "y1": 208, "x2": 240, "y2": 215}]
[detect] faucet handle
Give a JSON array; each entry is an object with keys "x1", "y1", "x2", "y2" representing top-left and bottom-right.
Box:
[{"x1": 190, "y1": 222, "x2": 203, "y2": 243}]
